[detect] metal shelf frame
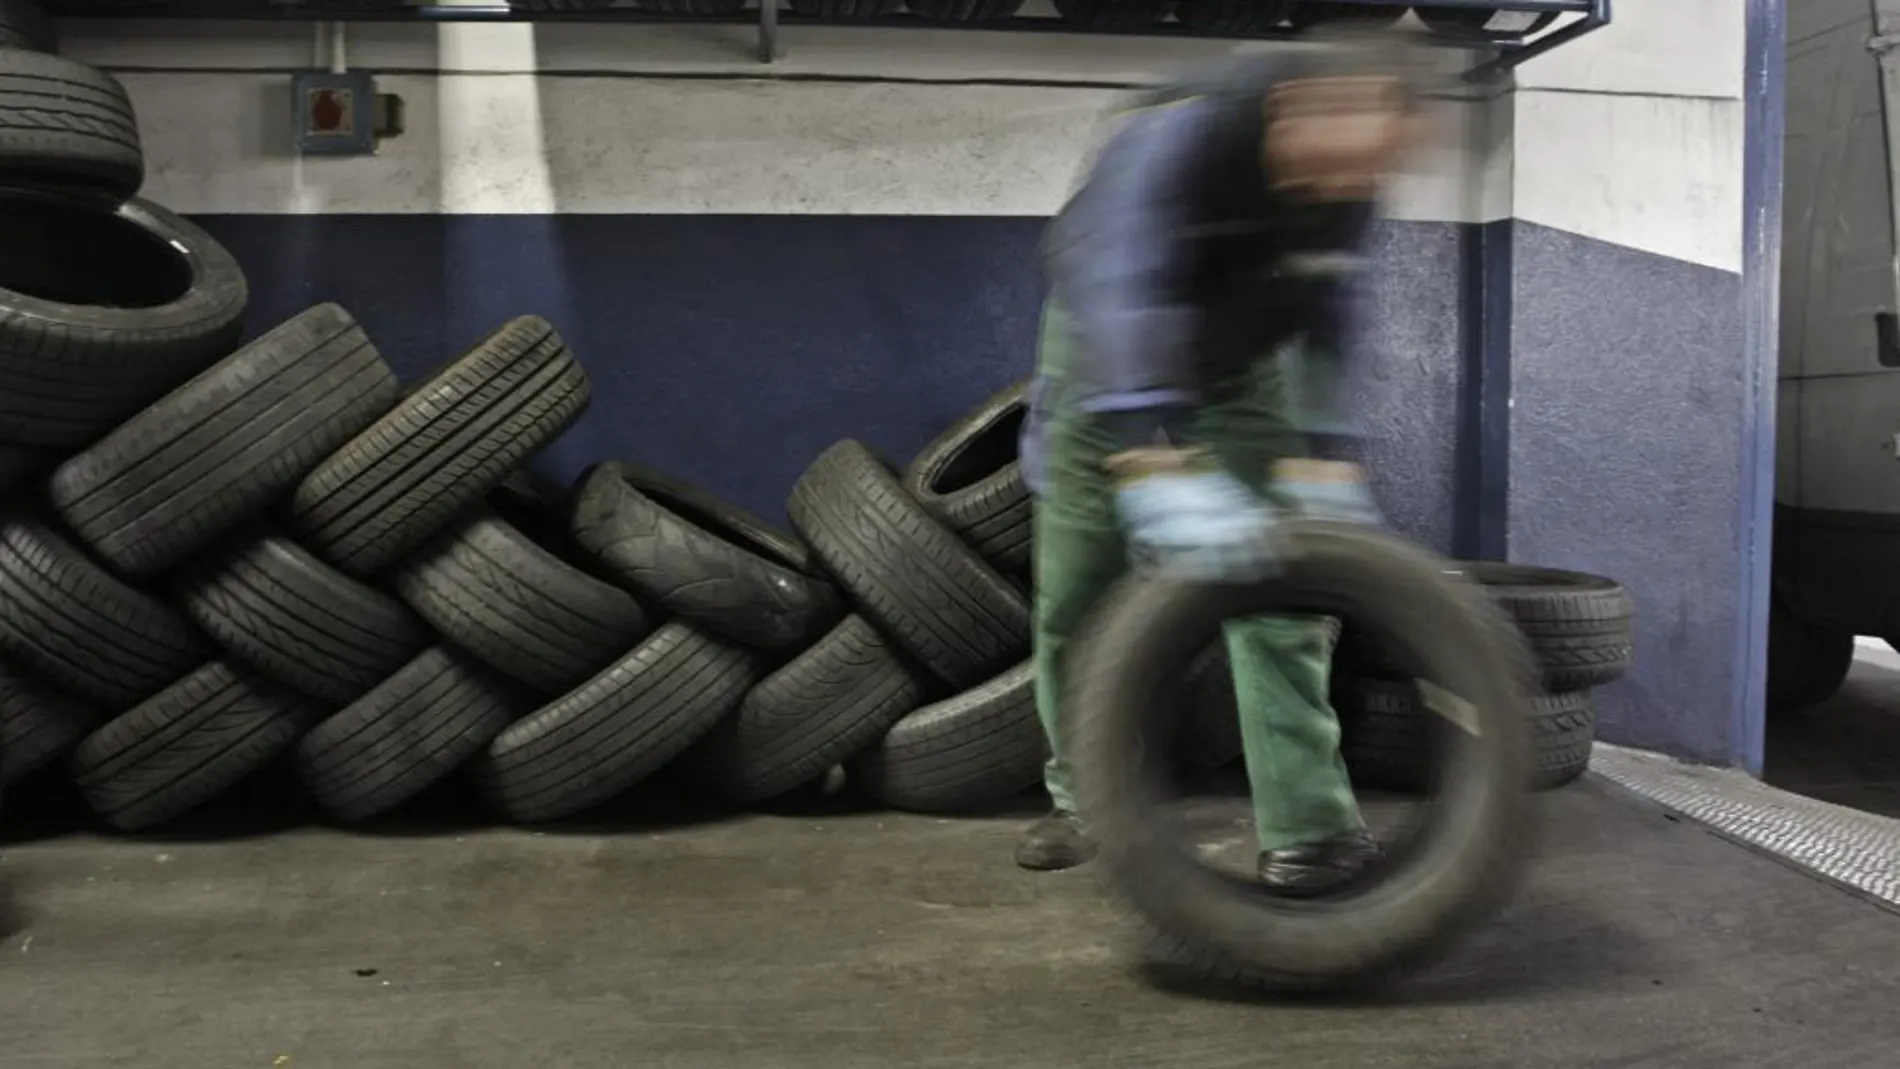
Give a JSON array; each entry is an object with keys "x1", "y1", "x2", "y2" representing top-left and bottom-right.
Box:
[{"x1": 57, "y1": 0, "x2": 1611, "y2": 82}]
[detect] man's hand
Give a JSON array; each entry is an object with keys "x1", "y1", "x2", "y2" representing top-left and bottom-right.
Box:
[
  {"x1": 1107, "y1": 452, "x2": 1389, "y2": 582},
  {"x1": 1107, "y1": 446, "x2": 1282, "y2": 582},
  {"x1": 1272, "y1": 458, "x2": 1386, "y2": 527}
]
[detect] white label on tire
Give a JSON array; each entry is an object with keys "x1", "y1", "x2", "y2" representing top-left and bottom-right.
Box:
[
  {"x1": 1482, "y1": 11, "x2": 1540, "y2": 32},
  {"x1": 1418, "y1": 680, "x2": 1482, "y2": 738}
]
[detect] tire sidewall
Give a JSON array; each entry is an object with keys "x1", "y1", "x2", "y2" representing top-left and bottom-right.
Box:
[
  {"x1": 1070, "y1": 523, "x2": 1537, "y2": 989},
  {"x1": 0, "y1": 191, "x2": 246, "y2": 336}
]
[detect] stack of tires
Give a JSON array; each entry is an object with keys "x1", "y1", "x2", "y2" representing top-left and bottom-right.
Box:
[
  {"x1": 1332, "y1": 565, "x2": 1633, "y2": 792},
  {"x1": 0, "y1": 10, "x2": 1626, "y2": 835},
  {"x1": 0, "y1": 13, "x2": 1059, "y2": 833},
  {"x1": 0, "y1": 308, "x2": 1633, "y2": 836},
  {"x1": 0, "y1": 8, "x2": 607, "y2": 831},
  {"x1": 526, "y1": 416, "x2": 1047, "y2": 820},
  {"x1": 0, "y1": 17, "x2": 260, "y2": 817},
  {"x1": 5, "y1": 300, "x2": 592, "y2": 831},
  {"x1": 884, "y1": 382, "x2": 1635, "y2": 797}
]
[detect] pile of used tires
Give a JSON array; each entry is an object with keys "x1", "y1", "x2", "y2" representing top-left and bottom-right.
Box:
[{"x1": 0, "y1": 29, "x2": 1634, "y2": 836}]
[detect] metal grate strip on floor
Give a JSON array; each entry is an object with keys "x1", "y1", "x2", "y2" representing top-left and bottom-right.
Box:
[{"x1": 1590, "y1": 743, "x2": 1900, "y2": 906}]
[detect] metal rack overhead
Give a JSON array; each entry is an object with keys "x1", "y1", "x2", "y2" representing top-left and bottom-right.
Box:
[{"x1": 53, "y1": 0, "x2": 1610, "y2": 80}]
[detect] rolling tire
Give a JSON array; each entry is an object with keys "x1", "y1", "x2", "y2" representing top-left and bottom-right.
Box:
[
  {"x1": 69, "y1": 661, "x2": 320, "y2": 831},
  {"x1": 476, "y1": 622, "x2": 760, "y2": 822},
  {"x1": 392, "y1": 511, "x2": 652, "y2": 695},
  {"x1": 686, "y1": 614, "x2": 929, "y2": 803},
  {"x1": 1052, "y1": 0, "x2": 1172, "y2": 30},
  {"x1": 571, "y1": 462, "x2": 842, "y2": 651},
  {"x1": 0, "y1": 512, "x2": 209, "y2": 708},
  {"x1": 905, "y1": 0, "x2": 1025, "y2": 21},
  {"x1": 847, "y1": 660, "x2": 1045, "y2": 813},
  {"x1": 790, "y1": 440, "x2": 1030, "y2": 690},
  {"x1": 1068, "y1": 521, "x2": 1537, "y2": 992},
  {"x1": 0, "y1": 0, "x2": 54, "y2": 51},
  {"x1": 1174, "y1": 0, "x2": 1292, "y2": 33},
  {"x1": 49, "y1": 304, "x2": 398, "y2": 577},
  {"x1": 296, "y1": 646, "x2": 529, "y2": 822},
  {"x1": 1340, "y1": 681, "x2": 1594, "y2": 792},
  {"x1": 173, "y1": 530, "x2": 434, "y2": 707},
  {"x1": 0, "y1": 658, "x2": 99, "y2": 788},
  {"x1": 0, "y1": 189, "x2": 247, "y2": 447},
  {"x1": 0, "y1": 49, "x2": 141, "y2": 196},
  {"x1": 288, "y1": 315, "x2": 590, "y2": 577},
  {"x1": 902, "y1": 381, "x2": 1032, "y2": 576},
  {"x1": 1414, "y1": 6, "x2": 1556, "y2": 39}
]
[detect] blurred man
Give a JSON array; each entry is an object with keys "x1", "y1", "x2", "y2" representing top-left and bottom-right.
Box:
[{"x1": 1018, "y1": 39, "x2": 1428, "y2": 895}]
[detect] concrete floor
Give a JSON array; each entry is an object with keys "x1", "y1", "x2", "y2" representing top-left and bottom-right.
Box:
[
  {"x1": 3, "y1": 775, "x2": 1898, "y2": 1068},
  {"x1": 1766, "y1": 641, "x2": 1900, "y2": 817}
]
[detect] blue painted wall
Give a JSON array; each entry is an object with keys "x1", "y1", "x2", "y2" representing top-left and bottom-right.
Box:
[
  {"x1": 1505, "y1": 221, "x2": 1747, "y2": 762},
  {"x1": 193, "y1": 214, "x2": 1046, "y2": 524},
  {"x1": 195, "y1": 210, "x2": 1753, "y2": 763},
  {"x1": 192, "y1": 213, "x2": 1468, "y2": 548}
]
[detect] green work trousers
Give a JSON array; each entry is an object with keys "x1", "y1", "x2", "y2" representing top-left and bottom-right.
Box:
[{"x1": 1030, "y1": 303, "x2": 1365, "y2": 852}]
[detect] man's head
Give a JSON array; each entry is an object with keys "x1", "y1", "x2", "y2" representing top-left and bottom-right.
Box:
[{"x1": 1262, "y1": 33, "x2": 1433, "y2": 202}]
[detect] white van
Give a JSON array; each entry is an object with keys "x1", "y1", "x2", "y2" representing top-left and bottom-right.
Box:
[{"x1": 1776, "y1": 0, "x2": 1900, "y2": 708}]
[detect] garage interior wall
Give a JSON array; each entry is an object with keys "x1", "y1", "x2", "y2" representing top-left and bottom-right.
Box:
[
  {"x1": 59, "y1": 14, "x2": 1500, "y2": 541},
  {"x1": 59, "y1": 0, "x2": 1755, "y2": 767},
  {"x1": 1500, "y1": 0, "x2": 1754, "y2": 767}
]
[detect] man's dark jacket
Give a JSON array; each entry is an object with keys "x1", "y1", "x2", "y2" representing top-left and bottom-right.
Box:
[{"x1": 1022, "y1": 54, "x2": 1379, "y2": 488}]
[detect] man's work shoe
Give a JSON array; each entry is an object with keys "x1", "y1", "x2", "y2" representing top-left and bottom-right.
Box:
[
  {"x1": 1015, "y1": 810, "x2": 1098, "y2": 872},
  {"x1": 1257, "y1": 830, "x2": 1383, "y2": 897}
]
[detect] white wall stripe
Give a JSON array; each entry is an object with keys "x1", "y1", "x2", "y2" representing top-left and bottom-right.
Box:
[
  {"x1": 89, "y1": 16, "x2": 1739, "y2": 270},
  {"x1": 122, "y1": 70, "x2": 1509, "y2": 222},
  {"x1": 435, "y1": 25, "x2": 556, "y2": 215},
  {"x1": 1513, "y1": 89, "x2": 1745, "y2": 273}
]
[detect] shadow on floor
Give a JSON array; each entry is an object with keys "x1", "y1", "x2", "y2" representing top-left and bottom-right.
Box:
[{"x1": 1765, "y1": 645, "x2": 1900, "y2": 818}]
